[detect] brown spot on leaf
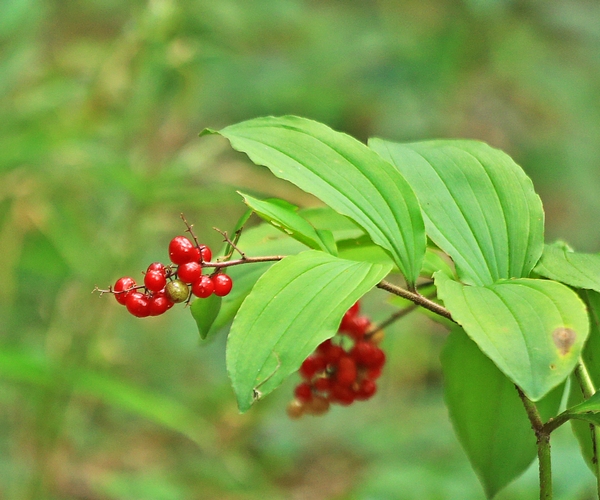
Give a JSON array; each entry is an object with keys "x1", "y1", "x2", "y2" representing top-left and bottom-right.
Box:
[
  {"x1": 552, "y1": 327, "x2": 576, "y2": 356},
  {"x1": 549, "y1": 364, "x2": 556, "y2": 370}
]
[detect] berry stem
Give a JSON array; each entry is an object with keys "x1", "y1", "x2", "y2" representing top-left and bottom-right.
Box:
[
  {"x1": 180, "y1": 213, "x2": 202, "y2": 249},
  {"x1": 365, "y1": 303, "x2": 419, "y2": 339},
  {"x1": 213, "y1": 227, "x2": 246, "y2": 259}
]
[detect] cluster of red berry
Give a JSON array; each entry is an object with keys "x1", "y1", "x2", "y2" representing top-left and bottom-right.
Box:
[
  {"x1": 287, "y1": 302, "x2": 385, "y2": 418},
  {"x1": 109, "y1": 235, "x2": 233, "y2": 318}
]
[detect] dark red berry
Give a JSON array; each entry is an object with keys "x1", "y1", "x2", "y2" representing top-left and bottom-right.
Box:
[
  {"x1": 191, "y1": 275, "x2": 214, "y2": 298},
  {"x1": 144, "y1": 269, "x2": 167, "y2": 292},
  {"x1": 299, "y1": 356, "x2": 326, "y2": 380},
  {"x1": 178, "y1": 261, "x2": 202, "y2": 283},
  {"x1": 330, "y1": 383, "x2": 355, "y2": 406},
  {"x1": 335, "y1": 356, "x2": 357, "y2": 387},
  {"x1": 351, "y1": 341, "x2": 377, "y2": 365},
  {"x1": 322, "y1": 344, "x2": 345, "y2": 365},
  {"x1": 165, "y1": 279, "x2": 189, "y2": 303},
  {"x1": 313, "y1": 377, "x2": 332, "y2": 393},
  {"x1": 212, "y1": 274, "x2": 233, "y2": 297},
  {"x1": 114, "y1": 276, "x2": 136, "y2": 305},
  {"x1": 355, "y1": 379, "x2": 377, "y2": 401},
  {"x1": 169, "y1": 236, "x2": 195, "y2": 265},
  {"x1": 294, "y1": 382, "x2": 313, "y2": 403},
  {"x1": 149, "y1": 292, "x2": 174, "y2": 316},
  {"x1": 126, "y1": 292, "x2": 151, "y2": 317},
  {"x1": 343, "y1": 315, "x2": 371, "y2": 340},
  {"x1": 339, "y1": 302, "x2": 360, "y2": 331}
]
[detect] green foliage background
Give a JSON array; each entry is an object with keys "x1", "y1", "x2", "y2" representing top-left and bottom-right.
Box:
[{"x1": 2, "y1": 0, "x2": 599, "y2": 498}]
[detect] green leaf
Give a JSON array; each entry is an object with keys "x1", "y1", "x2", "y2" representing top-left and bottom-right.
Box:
[
  {"x1": 421, "y1": 247, "x2": 454, "y2": 279},
  {"x1": 370, "y1": 139, "x2": 544, "y2": 286},
  {"x1": 203, "y1": 115, "x2": 425, "y2": 286},
  {"x1": 210, "y1": 223, "x2": 308, "y2": 333},
  {"x1": 442, "y1": 327, "x2": 563, "y2": 498},
  {"x1": 226, "y1": 250, "x2": 392, "y2": 412},
  {"x1": 435, "y1": 272, "x2": 589, "y2": 401},
  {"x1": 190, "y1": 294, "x2": 222, "y2": 340},
  {"x1": 534, "y1": 242, "x2": 600, "y2": 292},
  {"x1": 239, "y1": 191, "x2": 335, "y2": 254}
]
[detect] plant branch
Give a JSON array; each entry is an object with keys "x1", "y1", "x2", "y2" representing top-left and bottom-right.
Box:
[
  {"x1": 516, "y1": 386, "x2": 552, "y2": 500},
  {"x1": 376, "y1": 280, "x2": 454, "y2": 321}
]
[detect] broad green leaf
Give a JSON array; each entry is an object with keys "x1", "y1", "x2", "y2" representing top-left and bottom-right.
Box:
[
  {"x1": 238, "y1": 191, "x2": 335, "y2": 254},
  {"x1": 203, "y1": 115, "x2": 425, "y2": 286},
  {"x1": 569, "y1": 290, "x2": 600, "y2": 470},
  {"x1": 435, "y1": 272, "x2": 589, "y2": 401},
  {"x1": 226, "y1": 250, "x2": 392, "y2": 412},
  {"x1": 210, "y1": 223, "x2": 308, "y2": 333},
  {"x1": 302, "y1": 206, "x2": 365, "y2": 242},
  {"x1": 442, "y1": 328, "x2": 563, "y2": 498},
  {"x1": 370, "y1": 139, "x2": 544, "y2": 286},
  {"x1": 0, "y1": 348, "x2": 215, "y2": 449},
  {"x1": 190, "y1": 294, "x2": 222, "y2": 340},
  {"x1": 535, "y1": 242, "x2": 600, "y2": 292}
]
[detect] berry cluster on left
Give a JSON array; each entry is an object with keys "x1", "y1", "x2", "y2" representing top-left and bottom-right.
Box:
[{"x1": 99, "y1": 234, "x2": 233, "y2": 318}]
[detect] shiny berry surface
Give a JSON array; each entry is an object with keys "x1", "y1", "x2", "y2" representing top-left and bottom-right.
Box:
[
  {"x1": 178, "y1": 262, "x2": 202, "y2": 283},
  {"x1": 212, "y1": 274, "x2": 233, "y2": 297},
  {"x1": 126, "y1": 292, "x2": 151, "y2": 317},
  {"x1": 114, "y1": 276, "x2": 136, "y2": 305},
  {"x1": 169, "y1": 236, "x2": 195, "y2": 265},
  {"x1": 144, "y1": 269, "x2": 167, "y2": 292},
  {"x1": 191, "y1": 275, "x2": 214, "y2": 298}
]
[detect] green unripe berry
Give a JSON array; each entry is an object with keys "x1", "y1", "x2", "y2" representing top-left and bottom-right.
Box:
[{"x1": 165, "y1": 279, "x2": 189, "y2": 303}]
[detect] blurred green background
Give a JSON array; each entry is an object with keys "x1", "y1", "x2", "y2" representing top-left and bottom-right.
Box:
[{"x1": 2, "y1": 0, "x2": 600, "y2": 498}]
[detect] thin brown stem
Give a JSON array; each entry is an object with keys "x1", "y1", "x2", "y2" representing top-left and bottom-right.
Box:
[
  {"x1": 516, "y1": 386, "x2": 552, "y2": 500},
  {"x1": 365, "y1": 303, "x2": 420, "y2": 337},
  {"x1": 376, "y1": 280, "x2": 454, "y2": 321},
  {"x1": 214, "y1": 227, "x2": 246, "y2": 259}
]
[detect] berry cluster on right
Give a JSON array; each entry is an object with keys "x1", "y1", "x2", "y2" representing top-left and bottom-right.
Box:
[{"x1": 287, "y1": 301, "x2": 386, "y2": 419}]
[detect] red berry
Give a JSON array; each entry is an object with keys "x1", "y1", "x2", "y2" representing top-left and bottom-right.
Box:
[
  {"x1": 294, "y1": 382, "x2": 313, "y2": 402},
  {"x1": 212, "y1": 274, "x2": 233, "y2": 297},
  {"x1": 330, "y1": 383, "x2": 355, "y2": 406},
  {"x1": 352, "y1": 341, "x2": 386, "y2": 369},
  {"x1": 335, "y1": 356, "x2": 357, "y2": 387},
  {"x1": 299, "y1": 356, "x2": 326, "y2": 380},
  {"x1": 355, "y1": 379, "x2": 377, "y2": 401},
  {"x1": 147, "y1": 262, "x2": 165, "y2": 273},
  {"x1": 200, "y1": 245, "x2": 212, "y2": 262},
  {"x1": 169, "y1": 236, "x2": 195, "y2": 265},
  {"x1": 178, "y1": 261, "x2": 202, "y2": 283},
  {"x1": 367, "y1": 367, "x2": 383, "y2": 380},
  {"x1": 342, "y1": 315, "x2": 371, "y2": 340},
  {"x1": 339, "y1": 302, "x2": 360, "y2": 331},
  {"x1": 149, "y1": 292, "x2": 174, "y2": 316},
  {"x1": 144, "y1": 269, "x2": 167, "y2": 292},
  {"x1": 192, "y1": 275, "x2": 214, "y2": 298},
  {"x1": 313, "y1": 377, "x2": 332, "y2": 393},
  {"x1": 323, "y1": 344, "x2": 345, "y2": 365},
  {"x1": 126, "y1": 292, "x2": 151, "y2": 317},
  {"x1": 114, "y1": 276, "x2": 136, "y2": 305}
]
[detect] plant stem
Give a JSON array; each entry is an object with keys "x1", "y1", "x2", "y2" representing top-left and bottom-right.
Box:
[
  {"x1": 376, "y1": 280, "x2": 454, "y2": 321},
  {"x1": 203, "y1": 258, "x2": 456, "y2": 322},
  {"x1": 516, "y1": 386, "x2": 552, "y2": 500},
  {"x1": 574, "y1": 360, "x2": 600, "y2": 498}
]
